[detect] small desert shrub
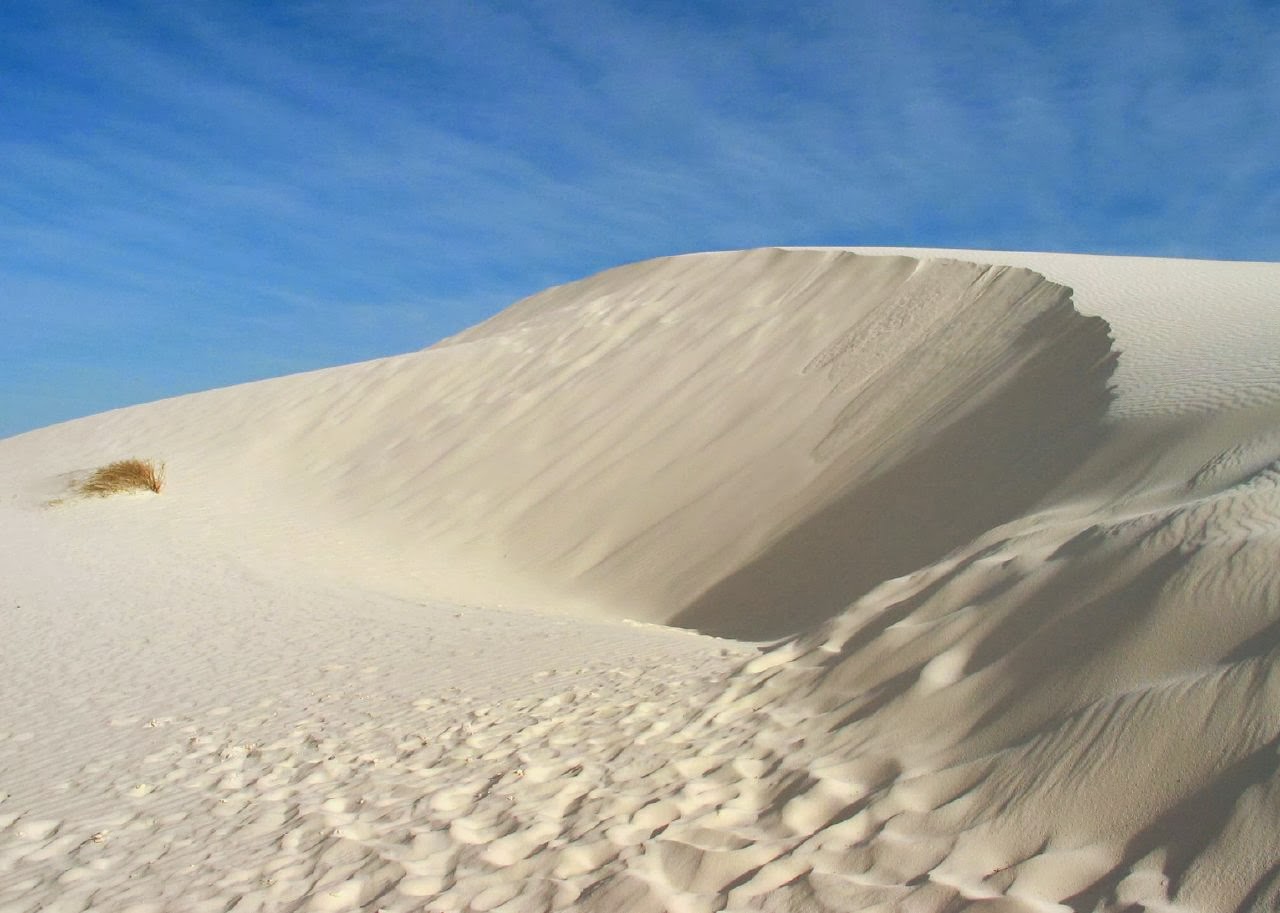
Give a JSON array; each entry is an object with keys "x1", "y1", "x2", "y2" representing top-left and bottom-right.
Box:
[{"x1": 78, "y1": 458, "x2": 166, "y2": 496}]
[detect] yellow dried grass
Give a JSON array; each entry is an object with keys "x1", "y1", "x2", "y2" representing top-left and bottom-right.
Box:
[{"x1": 78, "y1": 458, "x2": 166, "y2": 496}]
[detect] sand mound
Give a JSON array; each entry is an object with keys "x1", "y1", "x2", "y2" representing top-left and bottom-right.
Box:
[
  {"x1": 0, "y1": 249, "x2": 1114, "y2": 639},
  {"x1": 710, "y1": 407, "x2": 1280, "y2": 910},
  {"x1": 4, "y1": 247, "x2": 1280, "y2": 911}
]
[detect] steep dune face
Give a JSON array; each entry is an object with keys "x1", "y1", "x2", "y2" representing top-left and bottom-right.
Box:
[
  {"x1": 1, "y1": 249, "x2": 1114, "y2": 639},
  {"x1": 433, "y1": 247, "x2": 1115, "y2": 637},
  {"x1": 671, "y1": 295, "x2": 1114, "y2": 638}
]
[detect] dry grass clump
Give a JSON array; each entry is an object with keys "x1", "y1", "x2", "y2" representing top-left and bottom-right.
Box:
[{"x1": 78, "y1": 458, "x2": 166, "y2": 496}]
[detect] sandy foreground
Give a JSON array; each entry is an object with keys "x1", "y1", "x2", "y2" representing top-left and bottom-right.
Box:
[{"x1": 3, "y1": 247, "x2": 1280, "y2": 912}]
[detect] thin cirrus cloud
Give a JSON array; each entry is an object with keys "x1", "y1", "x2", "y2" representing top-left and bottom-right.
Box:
[{"x1": 1, "y1": 0, "x2": 1277, "y2": 437}]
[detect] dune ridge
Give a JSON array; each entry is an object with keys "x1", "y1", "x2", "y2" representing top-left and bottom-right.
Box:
[
  {"x1": 3, "y1": 247, "x2": 1280, "y2": 911},
  {"x1": 2, "y1": 249, "x2": 1114, "y2": 639}
]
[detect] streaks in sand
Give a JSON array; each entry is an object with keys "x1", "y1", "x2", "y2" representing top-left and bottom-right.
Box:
[
  {"x1": 4, "y1": 248, "x2": 1280, "y2": 911},
  {"x1": 0, "y1": 502, "x2": 754, "y2": 912},
  {"x1": 14, "y1": 455, "x2": 1280, "y2": 910}
]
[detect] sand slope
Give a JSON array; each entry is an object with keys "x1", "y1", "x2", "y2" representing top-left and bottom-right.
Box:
[
  {"x1": 1, "y1": 249, "x2": 1115, "y2": 638},
  {"x1": 3, "y1": 247, "x2": 1280, "y2": 911}
]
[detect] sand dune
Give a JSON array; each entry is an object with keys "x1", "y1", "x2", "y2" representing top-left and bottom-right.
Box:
[
  {"x1": 1, "y1": 250, "x2": 1117, "y2": 638},
  {"x1": 3, "y1": 247, "x2": 1280, "y2": 911}
]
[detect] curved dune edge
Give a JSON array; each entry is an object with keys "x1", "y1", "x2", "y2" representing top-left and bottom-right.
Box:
[
  {"x1": 3, "y1": 249, "x2": 1280, "y2": 911},
  {"x1": 442, "y1": 246, "x2": 1117, "y2": 638},
  {"x1": 0, "y1": 249, "x2": 1115, "y2": 640}
]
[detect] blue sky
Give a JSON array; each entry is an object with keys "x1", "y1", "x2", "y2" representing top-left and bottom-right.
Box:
[{"x1": 3, "y1": 0, "x2": 1278, "y2": 438}]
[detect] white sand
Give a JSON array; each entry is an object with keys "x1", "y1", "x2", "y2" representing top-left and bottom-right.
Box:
[{"x1": 2, "y1": 247, "x2": 1279, "y2": 911}]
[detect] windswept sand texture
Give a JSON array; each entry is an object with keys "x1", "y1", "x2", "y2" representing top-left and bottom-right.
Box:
[{"x1": 3, "y1": 248, "x2": 1280, "y2": 911}]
